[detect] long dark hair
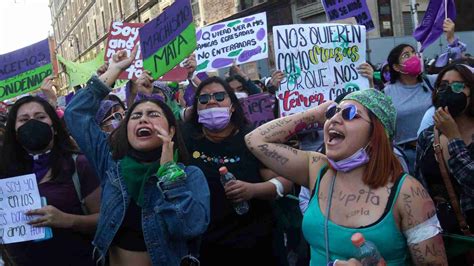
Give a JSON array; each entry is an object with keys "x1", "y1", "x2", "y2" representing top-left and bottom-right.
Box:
[
  {"x1": 108, "y1": 98, "x2": 189, "y2": 163},
  {"x1": 0, "y1": 96, "x2": 79, "y2": 181},
  {"x1": 189, "y1": 76, "x2": 248, "y2": 131},
  {"x1": 432, "y1": 63, "x2": 474, "y2": 117},
  {"x1": 387, "y1": 44, "x2": 422, "y2": 84}
]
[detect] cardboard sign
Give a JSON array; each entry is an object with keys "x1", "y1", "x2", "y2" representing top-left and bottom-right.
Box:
[
  {"x1": 239, "y1": 93, "x2": 275, "y2": 128},
  {"x1": 195, "y1": 12, "x2": 268, "y2": 72},
  {"x1": 273, "y1": 23, "x2": 368, "y2": 118},
  {"x1": 139, "y1": 0, "x2": 196, "y2": 79},
  {"x1": 105, "y1": 22, "x2": 144, "y2": 80},
  {"x1": 0, "y1": 39, "x2": 52, "y2": 101},
  {"x1": 322, "y1": 0, "x2": 375, "y2": 31},
  {"x1": 0, "y1": 174, "x2": 45, "y2": 244}
]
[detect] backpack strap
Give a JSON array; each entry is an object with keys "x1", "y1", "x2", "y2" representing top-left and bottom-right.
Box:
[
  {"x1": 72, "y1": 154, "x2": 89, "y2": 215},
  {"x1": 421, "y1": 75, "x2": 434, "y2": 92}
]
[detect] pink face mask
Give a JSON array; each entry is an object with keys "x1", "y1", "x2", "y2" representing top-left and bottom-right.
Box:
[{"x1": 400, "y1": 56, "x2": 422, "y2": 76}]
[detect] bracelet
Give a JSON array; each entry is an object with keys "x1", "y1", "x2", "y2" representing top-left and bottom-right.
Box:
[
  {"x1": 269, "y1": 178, "x2": 284, "y2": 198},
  {"x1": 156, "y1": 162, "x2": 186, "y2": 183}
]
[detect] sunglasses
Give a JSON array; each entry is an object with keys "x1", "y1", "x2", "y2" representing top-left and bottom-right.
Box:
[
  {"x1": 101, "y1": 112, "x2": 124, "y2": 124},
  {"x1": 437, "y1": 81, "x2": 465, "y2": 93},
  {"x1": 197, "y1": 91, "x2": 227, "y2": 104},
  {"x1": 325, "y1": 104, "x2": 371, "y2": 123}
]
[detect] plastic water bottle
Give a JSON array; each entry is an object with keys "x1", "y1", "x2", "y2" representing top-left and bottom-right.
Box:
[
  {"x1": 351, "y1": 233, "x2": 386, "y2": 266},
  {"x1": 219, "y1": 166, "x2": 249, "y2": 215}
]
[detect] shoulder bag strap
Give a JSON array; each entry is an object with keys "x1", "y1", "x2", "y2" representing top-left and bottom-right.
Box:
[
  {"x1": 433, "y1": 128, "x2": 471, "y2": 235},
  {"x1": 71, "y1": 154, "x2": 89, "y2": 215}
]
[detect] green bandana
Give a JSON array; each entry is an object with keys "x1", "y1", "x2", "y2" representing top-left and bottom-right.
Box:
[
  {"x1": 342, "y1": 89, "x2": 397, "y2": 139},
  {"x1": 120, "y1": 156, "x2": 159, "y2": 207}
]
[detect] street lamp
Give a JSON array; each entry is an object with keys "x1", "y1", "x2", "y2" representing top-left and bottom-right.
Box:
[{"x1": 68, "y1": 35, "x2": 80, "y2": 58}]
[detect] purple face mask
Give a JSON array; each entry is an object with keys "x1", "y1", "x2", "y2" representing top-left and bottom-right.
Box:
[
  {"x1": 198, "y1": 107, "x2": 231, "y2": 131},
  {"x1": 327, "y1": 147, "x2": 369, "y2": 173}
]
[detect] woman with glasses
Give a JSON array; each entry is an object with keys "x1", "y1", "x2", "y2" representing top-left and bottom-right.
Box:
[
  {"x1": 96, "y1": 100, "x2": 126, "y2": 133},
  {"x1": 0, "y1": 96, "x2": 101, "y2": 266},
  {"x1": 415, "y1": 64, "x2": 474, "y2": 263},
  {"x1": 182, "y1": 76, "x2": 292, "y2": 265},
  {"x1": 245, "y1": 89, "x2": 447, "y2": 265},
  {"x1": 384, "y1": 19, "x2": 462, "y2": 175},
  {"x1": 64, "y1": 49, "x2": 210, "y2": 266}
]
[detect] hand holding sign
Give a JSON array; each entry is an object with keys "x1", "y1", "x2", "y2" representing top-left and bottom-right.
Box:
[
  {"x1": 183, "y1": 54, "x2": 197, "y2": 78},
  {"x1": 269, "y1": 70, "x2": 285, "y2": 88},
  {"x1": 39, "y1": 76, "x2": 57, "y2": 106},
  {"x1": 356, "y1": 63, "x2": 374, "y2": 88},
  {"x1": 26, "y1": 205, "x2": 73, "y2": 229}
]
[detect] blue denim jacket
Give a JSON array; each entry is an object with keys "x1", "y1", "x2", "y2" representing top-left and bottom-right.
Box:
[{"x1": 64, "y1": 76, "x2": 210, "y2": 266}]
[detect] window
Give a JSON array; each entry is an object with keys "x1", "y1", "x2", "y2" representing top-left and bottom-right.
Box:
[
  {"x1": 94, "y1": 19, "x2": 99, "y2": 38},
  {"x1": 109, "y1": 2, "x2": 114, "y2": 21},
  {"x1": 101, "y1": 10, "x2": 106, "y2": 31}
]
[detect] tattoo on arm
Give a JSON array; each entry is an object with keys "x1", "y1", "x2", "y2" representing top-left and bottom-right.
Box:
[{"x1": 257, "y1": 144, "x2": 290, "y2": 165}]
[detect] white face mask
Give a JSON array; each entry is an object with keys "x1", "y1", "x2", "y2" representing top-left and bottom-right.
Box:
[{"x1": 234, "y1": 92, "x2": 248, "y2": 99}]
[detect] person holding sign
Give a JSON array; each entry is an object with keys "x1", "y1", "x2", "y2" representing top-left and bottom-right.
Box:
[
  {"x1": 0, "y1": 96, "x2": 101, "y2": 266},
  {"x1": 64, "y1": 48, "x2": 210, "y2": 266},
  {"x1": 245, "y1": 89, "x2": 447, "y2": 265},
  {"x1": 181, "y1": 76, "x2": 293, "y2": 266}
]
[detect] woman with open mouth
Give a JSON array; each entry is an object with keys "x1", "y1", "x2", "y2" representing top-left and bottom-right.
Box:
[
  {"x1": 245, "y1": 89, "x2": 447, "y2": 265},
  {"x1": 64, "y1": 48, "x2": 210, "y2": 266}
]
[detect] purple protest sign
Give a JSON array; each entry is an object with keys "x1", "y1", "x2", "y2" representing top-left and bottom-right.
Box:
[
  {"x1": 322, "y1": 0, "x2": 375, "y2": 31},
  {"x1": 0, "y1": 39, "x2": 50, "y2": 80},
  {"x1": 239, "y1": 93, "x2": 275, "y2": 128},
  {"x1": 139, "y1": 0, "x2": 194, "y2": 59}
]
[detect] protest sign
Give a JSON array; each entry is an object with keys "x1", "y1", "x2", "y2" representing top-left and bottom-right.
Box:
[
  {"x1": 322, "y1": 0, "x2": 374, "y2": 31},
  {"x1": 195, "y1": 12, "x2": 268, "y2": 72},
  {"x1": 273, "y1": 23, "x2": 368, "y2": 120},
  {"x1": 0, "y1": 174, "x2": 45, "y2": 244},
  {"x1": 105, "y1": 22, "x2": 144, "y2": 80},
  {"x1": 139, "y1": 0, "x2": 196, "y2": 80},
  {"x1": 0, "y1": 39, "x2": 53, "y2": 101},
  {"x1": 239, "y1": 93, "x2": 275, "y2": 128}
]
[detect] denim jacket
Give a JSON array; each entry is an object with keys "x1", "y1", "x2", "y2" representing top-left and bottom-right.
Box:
[{"x1": 64, "y1": 76, "x2": 210, "y2": 266}]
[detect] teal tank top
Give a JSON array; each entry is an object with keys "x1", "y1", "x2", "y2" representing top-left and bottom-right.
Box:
[{"x1": 302, "y1": 165, "x2": 408, "y2": 265}]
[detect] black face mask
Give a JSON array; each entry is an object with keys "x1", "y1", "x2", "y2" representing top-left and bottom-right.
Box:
[
  {"x1": 17, "y1": 119, "x2": 53, "y2": 152},
  {"x1": 434, "y1": 91, "x2": 468, "y2": 118}
]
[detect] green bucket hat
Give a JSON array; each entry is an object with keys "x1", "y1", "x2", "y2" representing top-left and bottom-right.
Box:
[{"x1": 342, "y1": 89, "x2": 397, "y2": 139}]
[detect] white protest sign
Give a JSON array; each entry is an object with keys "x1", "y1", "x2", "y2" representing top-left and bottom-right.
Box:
[
  {"x1": 104, "y1": 22, "x2": 144, "y2": 80},
  {"x1": 195, "y1": 12, "x2": 268, "y2": 72},
  {"x1": 0, "y1": 174, "x2": 45, "y2": 244},
  {"x1": 273, "y1": 23, "x2": 368, "y2": 118}
]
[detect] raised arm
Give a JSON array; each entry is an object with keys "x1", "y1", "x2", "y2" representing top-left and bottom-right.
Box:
[{"x1": 245, "y1": 101, "x2": 333, "y2": 188}]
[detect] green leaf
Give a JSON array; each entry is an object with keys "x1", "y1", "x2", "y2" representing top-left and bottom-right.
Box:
[
  {"x1": 227, "y1": 20, "x2": 241, "y2": 27},
  {"x1": 228, "y1": 49, "x2": 243, "y2": 57}
]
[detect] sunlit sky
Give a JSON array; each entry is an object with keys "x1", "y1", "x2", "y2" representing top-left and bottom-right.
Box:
[{"x1": 0, "y1": 0, "x2": 52, "y2": 54}]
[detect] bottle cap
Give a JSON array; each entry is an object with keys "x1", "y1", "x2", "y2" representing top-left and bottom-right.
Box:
[
  {"x1": 218, "y1": 166, "x2": 228, "y2": 175},
  {"x1": 351, "y1": 232, "x2": 365, "y2": 247}
]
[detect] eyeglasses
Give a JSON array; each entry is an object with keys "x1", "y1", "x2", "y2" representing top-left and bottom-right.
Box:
[
  {"x1": 437, "y1": 81, "x2": 465, "y2": 93},
  {"x1": 197, "y1": 92, "x2": 227, "y2": 104},
  {"x1": 325, "y1": 104, "x2": 371, "y2": 123},
  {"x1": 101, "y1": 112, "x2": 124, "y2": 124}
]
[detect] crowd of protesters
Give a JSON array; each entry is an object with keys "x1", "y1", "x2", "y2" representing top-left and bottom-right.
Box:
[{"x1": 0, "y1": 16, "x2": 473, "y2": 266}]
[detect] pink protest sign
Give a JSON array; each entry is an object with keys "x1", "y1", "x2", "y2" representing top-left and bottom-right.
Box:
[{"x1": 104, "y1": 22, "x2": 144, "y2": 80}]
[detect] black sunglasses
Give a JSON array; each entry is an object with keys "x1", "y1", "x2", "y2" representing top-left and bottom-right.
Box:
[
  {"x1": 197, "y1": 91, "x2": 227, "y2": 104},
  {"x1": 325, "y1": 104, "x2": 371, "y2": 123}
]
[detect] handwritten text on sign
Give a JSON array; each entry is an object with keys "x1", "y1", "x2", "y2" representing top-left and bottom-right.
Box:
[
  {"x1": 195, "y1": 12, "x2": 268, "y2": 72},
  {"x1": 105, "y1": 22, "x2": 144, "y2": 80},
  {"x1": 322, "y1": 0, "x2": 375, "y2": 31},
  {"x1": 239, "y1": 93, "x2": 275, "y2": 128},
  {"x1": 0, "y1": 39, "x2": 52, "y2": 101},
  {"x1": 273, "y1": 24, "x2": 368, "y2": 117},
  {"x1": 0, "y1": 174, "x2": 44, "y2": 244},
  {"x1": 139, "y1": 0, "x2": 196, "y2": 79}
]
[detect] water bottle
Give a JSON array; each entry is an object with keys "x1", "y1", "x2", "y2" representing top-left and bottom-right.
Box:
[
  {"x1": 219, "y1": 166, "x2": 249, "y2": 215},
  {"x1": 351, "y1": 233, "x2": 386, "y2": 266}
]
